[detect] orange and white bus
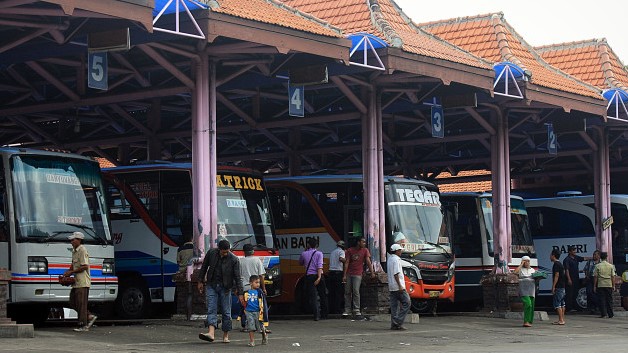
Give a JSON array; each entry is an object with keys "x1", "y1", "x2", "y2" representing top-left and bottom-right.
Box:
[{"x1": 266, "y1": 175, "x2": 454, "y2": 313}]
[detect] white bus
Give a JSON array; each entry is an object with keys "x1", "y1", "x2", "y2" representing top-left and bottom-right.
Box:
[
  {"x1": 525, "y1": 194, "x2": 628, "y2": 309},
  {"x1": 103, "y1": 163, "x2": 280, "y2": 319},
  {"x1": 440, "y1": 193, "x2": 537, "y2": 303},
  {"x1": 266, "y1": 175, "x2": 454, "y2": 313},
  {"x1": 0, "y1": 148, "x2": 117, "y2": 323}
]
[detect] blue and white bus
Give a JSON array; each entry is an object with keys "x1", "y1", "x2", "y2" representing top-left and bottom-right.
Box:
[
  {"x1": 0, "y1": 148, "x2": 117, "y2": 323},
  {"x1": 440, "y1": 193, "x2": 536, "y2": 303},
  {"x1": 525, "y1": 194, "x2": 628, "y2": 309},
  {"x1": 103, "y1": 163, "x2": 280, "y2": 319}
]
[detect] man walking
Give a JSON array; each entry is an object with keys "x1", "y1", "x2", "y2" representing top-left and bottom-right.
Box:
[
  {"x1": 343, "y1": 237, "x2": 375, "y2": 319},
  {"x1": 197, "y1": 239, "x2": 244, "y2": 343},
  {"x1": 388, "y1": 244, "x2": 410, "y2": 330},
  {"x1": 594, "y1": 252, "x2": 617, "y2": 318},
  {"x1": 328, "y1": 240, "x2": 346, "y2": 314},
  {"x1": 551, "y1": 249, "x2": 566, "y2": 325},
  {"x1": 563, "y1": 245, "x2": 584, "y2": 311},
  {"x1": 299, "y1": 237, "x2": 328, "y2": 321},
  {"x1": 63, "y1": 231, "x2": 97, "y2": 332}
]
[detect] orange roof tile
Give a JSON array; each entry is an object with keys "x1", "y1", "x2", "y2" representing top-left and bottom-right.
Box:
[
  {"x1": 435, "y1": 170, "x2": 493, "y2": 193},
  {"x1": 211, "y1": 0, "x2": 343, "y2": 37},
  {"x1": 535, "y1": 39, "x2": 628, "y2": 91},
  {"x1": 96, "y1": 157, "x2": 116, "y2": 169},
  {"x1": 280, "y1": 0, "x2": 491, "y2": 70},
  {"x1": 420, "y1": 13, "x2": 602, "y2": 99}
]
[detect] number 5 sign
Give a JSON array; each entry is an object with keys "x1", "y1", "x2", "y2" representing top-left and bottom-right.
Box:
[
  {"x1": 288, "y1": 84, "x2": 304, "y2": 117},
  {"x1": 88, "y1": 52, "x2": 108, "y2": 91}
]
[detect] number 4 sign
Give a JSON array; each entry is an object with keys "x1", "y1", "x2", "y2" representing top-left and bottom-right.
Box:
[
  {"x1": 288, "y1": 84, "x2": 304, "y2": 117},
  {"x1": 88, "y1": 52, "x2": 108, "y2": 91}
]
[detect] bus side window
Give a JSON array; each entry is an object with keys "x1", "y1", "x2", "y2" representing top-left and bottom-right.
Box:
[
  {"x1": 106, "y1": 184, "x2": 133, "y2": 220},
  {"x1": 450, "y1": 199, "x2": 481, "y2": 257}
]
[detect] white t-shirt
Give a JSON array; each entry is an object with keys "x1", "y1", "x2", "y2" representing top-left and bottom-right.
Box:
[
  {"x1": 387, "y1": 253, "x2": 405, "y2": 291},
  {"x1": 239, "y1": 256, "x2": 265, "y2": 291},
  {"x1": 329, "y1": 247, "x2": 345, "y2": 271}
]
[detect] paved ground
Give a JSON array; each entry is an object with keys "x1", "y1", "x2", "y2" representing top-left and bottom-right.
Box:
[{"x1": 3, "y1": 312, "x2": 628, "y2": 353}]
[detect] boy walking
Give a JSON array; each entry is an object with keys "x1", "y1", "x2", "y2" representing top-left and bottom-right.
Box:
[{"x1": 244, "y1": 275, "x2": 268, "y2": 346}]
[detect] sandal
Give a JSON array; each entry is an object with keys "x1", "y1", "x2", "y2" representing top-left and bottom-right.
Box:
[
  {"x1": 248, "y1": 342, "x2": 255, "y2": 347},
  {"x1": 552, "y1": 321, "x2": 565, "y2": 325},
  {"x1": 198, "y1": 333, "x2": 214, "y2": 342},
  {"x1": 223, "y1": 338, "x2": 230, "y2": 343}
]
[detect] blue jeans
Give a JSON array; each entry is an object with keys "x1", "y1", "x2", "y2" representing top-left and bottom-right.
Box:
[
  {"x1": 206, "y1": 283, "x2": 232, "y2": 332},
  {"x1": 553, "y1": 288, "x2": 566, "y2": 309}
]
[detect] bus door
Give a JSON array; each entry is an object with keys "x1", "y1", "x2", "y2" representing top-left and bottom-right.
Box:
[
  {"x1": 0, "y1": 190, "x2": 7, "y2": 269},
  {"x1": 343, "y1": 205, "x2": 364, "y2": 248},
  {"x1": 160, "y1": 191, "x2": 191, "y2": 303},
  {"x1": 0, "y1": 164, "x2": 8, "y2": 269}
]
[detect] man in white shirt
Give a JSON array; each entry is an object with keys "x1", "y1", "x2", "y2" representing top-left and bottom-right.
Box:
[
  {"x1": 387, "y1": 243, "x2": 410, "y2": 330},
  {"x1": 328, "y1": 241, "x2": 346, "y2": 314}
]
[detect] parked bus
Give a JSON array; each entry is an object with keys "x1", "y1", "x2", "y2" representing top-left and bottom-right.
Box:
[
  {"x1": 0, "y1": 148, "x2": 117, "y2": 323},
  {"x1": 103, "y1": 163, "x2": 280, "y2": 319},
  {"x1": 266, "y1": 175, "x2": 454, "y2": 313},
  {"x1": 439, "y1": 193, "x2": 536, "y2": 303},
  {"x1": 525, "y1": 194, "x2": 628, "y2": 309}
]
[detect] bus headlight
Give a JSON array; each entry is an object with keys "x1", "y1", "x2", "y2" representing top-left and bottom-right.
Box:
[
  {"x1": 102, "y1": 259, "x2": 115, "y2": 275},
  {"x1": 266, "y1": 264, "x2": 280, "y2": 280},
  {"x1": 448, "y1": 262, "x2": 455, "y2": 280},
  {"x1": 402, "y1": 266, "x2": 420, "y2": 284},
  {"x1": 28, "y1": 256, "x2": 48, "y2": 274}
]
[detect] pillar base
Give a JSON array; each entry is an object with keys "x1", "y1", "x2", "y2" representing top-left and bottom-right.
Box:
[{"x1": 0, "y1": 324, "x2": 34, "y2": 338}]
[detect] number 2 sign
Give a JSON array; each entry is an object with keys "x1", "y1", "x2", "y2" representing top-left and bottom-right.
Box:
[
  {"x1": 288, "y1": 84, "x2": 304, "y2": 117},
  {"x1": 88, "y1": 52, "x2": 108, "y2": 91},
  {"x1": 547, "y1": 123, "x2": 557, "y2": 155}
]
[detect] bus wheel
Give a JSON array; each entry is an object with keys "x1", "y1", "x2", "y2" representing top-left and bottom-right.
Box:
[
  {"x1": 411, "y1": 299, "x2": 436, "y2": 314},
  {"x1": 576, "y1": 287, "x2": 588, "y2": 310},
  {"x1": 116, "y1": 280, "x2": 150, "y2": 319}
]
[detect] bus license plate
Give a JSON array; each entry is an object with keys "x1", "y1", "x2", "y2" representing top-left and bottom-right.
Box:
[{"x1": 429, "y1": 291, "x2": 440, "y2": 298}]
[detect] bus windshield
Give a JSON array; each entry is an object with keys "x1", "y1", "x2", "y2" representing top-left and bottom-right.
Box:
[
  {"x1": 481, "y1": 197, "x2": 534, "y2": 256},
  {"x1": 217, "y1": 185, "x2": 274, "y2": 250},
  {"x1": 11, "y1": 155, "x2": 110, "y2": 244},
  {"x1": 386, "y1": 183, "x2": 449, "y2": 253}
]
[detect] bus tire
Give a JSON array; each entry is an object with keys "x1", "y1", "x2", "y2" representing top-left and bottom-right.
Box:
[
  {"x1": 576, "y1": 287, "x2": 588, "y2": 310},
  {"x1": 411, "y1": 299, "x2": 436, "y2": 314},
  {"x1": 115, "y1": 278, "x2": 150, "y2": 319}
]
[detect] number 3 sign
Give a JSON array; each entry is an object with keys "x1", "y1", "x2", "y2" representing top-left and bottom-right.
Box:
[{"x1": 88, "y1": 52, "x2": 108, "y2": 91}]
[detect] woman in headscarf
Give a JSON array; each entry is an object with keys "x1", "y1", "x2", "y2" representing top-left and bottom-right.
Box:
[{"x1": 514, "y1": 255, "x2": 536, "y2": 327}]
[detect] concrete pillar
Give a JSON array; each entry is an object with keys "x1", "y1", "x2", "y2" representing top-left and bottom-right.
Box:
[
  {"x1": 192, "y1": 51, "x2": 217, "y2": 254},
  {"x1": 490, "y1": 108, "x2": 510, "y2": 270},
  {"x1": 0, "y1": 268, "x2": 33, "y2": 338},
  {"x1": 594, "y1": 127, "x2": 612, "y2": 260},
  {"x1": 363, "y1": 86, "x2": 382, "y2": 266}
]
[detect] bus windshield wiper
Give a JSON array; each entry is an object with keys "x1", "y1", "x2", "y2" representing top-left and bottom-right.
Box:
[
  {"x1": 254, "y1": 243, "x2": 277, "y2": 254},
  {"x1": 37, "y1": 231, "x2": 69, "y2": 243},
  {"x1": 231, "y1": 235, "x2": 253, "y2": 248},
  {"x1": 424, "y1": 241, "x2": 452, "y2": 259},
  {"x1": 64, "y1": 223, "x2": 108, "y2": 245}
]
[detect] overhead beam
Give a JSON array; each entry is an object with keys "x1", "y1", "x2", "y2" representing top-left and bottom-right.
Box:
[
  {"x1": 0, "y1": 86, "x2": 190, "y2": 116},
  {"x1": 330, "y1": 76, "x2": 367, "y2": 114},
  {"x1": 137, "y1": 44, "x2": 194, "y2": 89}
]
